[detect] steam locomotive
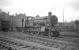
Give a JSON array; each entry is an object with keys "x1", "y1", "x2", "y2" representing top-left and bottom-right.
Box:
[{"x1": 24, "y1": 14, "x2": 60, "y2": 37}]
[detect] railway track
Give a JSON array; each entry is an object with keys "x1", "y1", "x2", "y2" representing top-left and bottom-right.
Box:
[
  {"x1": 0, "y1": 36, "x2": 59, "y2": 50},
  {"x1": 0, "y1": 32, "x2": 79, "y2": 50},
  {"x1": 23, "y1": 32, "x2": 79, "y2": 43},
  {"x1": 60, "y1": 35, "x2": 79, "y2": 38}
]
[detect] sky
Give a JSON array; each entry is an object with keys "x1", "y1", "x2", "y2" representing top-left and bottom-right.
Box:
[{"x1": 0, "y1": 0, "x2": 79, "y2": 22}]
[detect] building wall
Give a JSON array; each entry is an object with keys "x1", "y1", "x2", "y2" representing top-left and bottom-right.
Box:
[
  {"x1": 13, "y1": 14, "x2": 27, "y2": 27},
  {"x1": 55, "y1": 22, "x2": 77, "y2": 32},
  {"x1": 0, "y1": 12, "x2": 11, "y2": 31},
  {"x1": 0, "y1": 12, "x2": 11, "y2": 21}
]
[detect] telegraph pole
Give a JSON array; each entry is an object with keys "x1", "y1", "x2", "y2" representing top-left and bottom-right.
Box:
[
  {"x1": 63, "y1": 8, "x2": 64, "y2": 22},
  {"x1": 63, "y1": 8, "x2": 64, "y2": 23}
]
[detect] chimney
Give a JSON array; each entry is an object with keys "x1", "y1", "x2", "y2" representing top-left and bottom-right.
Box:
[
  {"x1": 8, "y1": 11, "x2": 9, "y2": 15},
  {"x1": 48, "y1": 12, "x2": 52, "y2": 16},
  {"x1": 15, "y1": 12, "x2": 17, "y2": 16}
]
